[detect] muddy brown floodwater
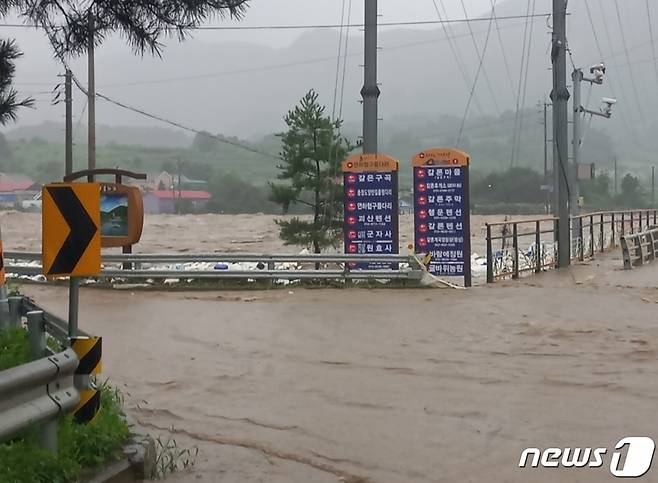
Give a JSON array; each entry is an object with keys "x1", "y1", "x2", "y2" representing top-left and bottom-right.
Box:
[
  {"x1": 0, "y1": 211, "x2": 546, "y2": 256},
  {"x1": 22, "y1": 252, "x2": 658, "y2": 483}
]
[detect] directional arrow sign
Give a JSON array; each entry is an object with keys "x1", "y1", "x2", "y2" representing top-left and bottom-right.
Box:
[{"x1": 42, "y1": 183, "x2": 101, "y2": 277}]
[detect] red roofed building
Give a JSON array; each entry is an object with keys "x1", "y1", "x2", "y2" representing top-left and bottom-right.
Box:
[{"x1": 143, "y1": 190, "x2": 211, "y2": 214}]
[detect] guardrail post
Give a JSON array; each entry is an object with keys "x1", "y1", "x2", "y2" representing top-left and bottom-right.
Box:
[
  {"x1": 621, "y1": 236, "x2": 632, "y2": 270},
  {"x1": 486, "y1": 224, "x2": 493, "y2": 283},
  {"x1": 27, "y1": 310, "x2": 46, "y2": 359},
  {"x1": 577, "y1": 218, "x2": 585, "y2": 262},
  {"x1": 621, "y1": 212, "x2": 625, "y2": 236},
  {"x1": 554, "y1": 218, "x2": 559, "y2": 268},
  {"x1": 630, "y1": 211, "x2": 635, "y2": 233},
  {"x1": 8, "y1": 296, "x2": 22, "y2": 329},
  {"x1": 512, "y1": 223, "x2": 519, "y2": 280},
  {"x1": 589, "y1": 215, "x2": 595, "y2": 258},
  {"x1": 648, "y1": 231, "x2": 656, "y2": 261},
  {"x1": 654, "y1": 209, "x2": 657, "y2": 225},
  {"x1": 26, "y1": 310, "x2": 58, "y2": 454},
  {"x1": 611, "y1": 213, "x2": 616, "y2": 247},
  {"x1": 599, "y1": 214, "x2": 604, "y2": 253},
  {"x1": 535, "y1": 220, "x2": 541, "y2": 274}
]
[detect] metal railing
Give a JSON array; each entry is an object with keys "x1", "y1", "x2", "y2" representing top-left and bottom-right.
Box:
[
  {"x1": 620, "y1": 226, "x2": 658, "y2": 269},
  {"x1": 0, "y1": 308, "x2": 80, "y2": 453},
  {"x1": 486, "y1": 209, "x2": 658, "y2": 282},
  {"x1": 5, "y1": 252, "x2": 424, "y2": 282}
]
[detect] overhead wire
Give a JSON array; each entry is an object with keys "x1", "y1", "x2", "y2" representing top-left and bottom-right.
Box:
[
  {"x1": 456, "y1": 0, "x2": 497, "y2": 147},
  {"x1": 331, "y1": 0, "x2": 348, "y2": 121},
  {"x1": 0, "y1": 14, "x2": 555, "y2": 31},
  {"x1": 430, "y1": 0, "x2": 485, "y2": 116},
  {"x1": 490, "y1": 0, "x2": 518, "y2": 106},
  {"x1": 513, "y1": 0, "x2": 537, "y2": 165},
  {"x1": 646, "y1": 0, "x2": 658, "y2": 88},
  {"x1": 612, "y1": 0, "x2": 646, "y2": 124},
  {"x1": 509, "y1": 0, "x2": 533, "y2": 166},
  {"x1": 583, "y1": 0, "x2": 633, "y2": 138},
  {"x1": 458, "y1": 0, "x2": 501, "y2": 116},
  {"x1": 338, "y1": 0, "x2": 353, "y2": 121}
]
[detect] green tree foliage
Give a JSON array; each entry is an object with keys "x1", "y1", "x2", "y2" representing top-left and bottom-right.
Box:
[
  {"x1": 618, "y1": 173, "x2": 647, "y2": 208},
  {"x1": 6, "y1": 0, "x2": 248, "y2": 58},
  {"x1": 207, "y1": 172, "x2": 277, "y2": 214},
  {"x1": 473, "y1": 167, "x2": 545, "y2": 204},
  {"x1": 192, "y1": 131, "x2": 219, "y2": 154},
  {"x1": 581, "y1": 172, "x2": 613, "y2": 209},
  {"x1": 0, "y1": 39, "x2": 33, "y2": 126},
  {"x1": 270, "y1": 90, "x2": 352, "y2": 253}
]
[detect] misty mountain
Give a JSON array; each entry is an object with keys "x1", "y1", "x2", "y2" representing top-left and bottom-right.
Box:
[
  {"x1": 5, "y1": 122, "x2": 191, "y2": 148},
  {"x1": 6, "y1": 0, "x2": 658, "y2": 167}
]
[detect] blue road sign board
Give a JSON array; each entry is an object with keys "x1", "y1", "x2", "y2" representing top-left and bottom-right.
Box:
[
  {"x1": 342, "y1": 154, "x2": 399, "y2": 270},
  {"x1": 413, "y1": 149, "x2": 471, "y2": 286}
]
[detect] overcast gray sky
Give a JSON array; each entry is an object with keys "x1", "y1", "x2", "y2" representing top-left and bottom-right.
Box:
[{"x1": 200, "y1": 0, "x2": 493, "y2": 47}]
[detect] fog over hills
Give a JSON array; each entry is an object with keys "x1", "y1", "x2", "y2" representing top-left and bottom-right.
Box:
[{"x1": 4, "y1": 0, "x2": 658, "y2": 167}]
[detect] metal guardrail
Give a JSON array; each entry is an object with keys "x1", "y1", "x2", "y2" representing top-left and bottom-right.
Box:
[
  {"x1": 620, "y1": 226, "x2": 658, "y2": 269},
  {"x1": 4, "y1": 252, "x2": 423, "y2": 282},
  {"x1": 485, "y1": 209, "x2": 658, "y2": 283},
  {"x1": 0, "y1": 308, "x2": 80, "y2": 452}
]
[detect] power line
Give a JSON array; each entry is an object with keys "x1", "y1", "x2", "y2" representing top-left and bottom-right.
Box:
[
  {"x1": 338, "y1": 0, "x2": 354, "y2": 121},
  {"x1": 646, "y1": 0, "x2": 658, "y2": 87},
  {"x1": 70, "y1": 76, "x2": 279, "y2": 159},
  {"x1": 613, "y1": 0, "x2": 646, "y2": 124},
  {"x1": 331, "y1": 0, "x2": 348, "y2": 121},
  {"x1": 456, "y1": 0, "x2": 497, "y2": 146},
  {"x1": 458, "y1": 0, "x2": 501, "y2": 116},
  {"x1": 513, "y1": 0, "x2": 537, "y2": 164},
  {"x1": 583, "y1": 0, "x2": 634, "y2": 137},
  {"x1": 0, "y1": 14, "x2": 554, "y2": 31},
  {"x1": 510, "y1": 0, "x2": 533, "y2": 166},
  {"x1": 490, "y1": 0, "x2": 518, "y2": 106},
  {"x1": 15, "y1": 19, "x2": 541, "y2": 90},
  {"x1": 430, "y1": 0, "x2": 484, "y2": 116}
]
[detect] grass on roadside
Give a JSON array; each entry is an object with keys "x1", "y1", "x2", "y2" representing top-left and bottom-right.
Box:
[{"x1": 0, "y1": 328, "x2": 131, "y2": 483}]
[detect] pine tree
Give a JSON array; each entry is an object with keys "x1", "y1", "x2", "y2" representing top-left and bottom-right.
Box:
[{"x1": 270, "y1": 90, "x2": 353, "y2": 253}]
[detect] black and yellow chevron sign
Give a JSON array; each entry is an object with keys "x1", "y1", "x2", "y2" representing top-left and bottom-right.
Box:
[
  {"x1": 71, "y1": 336, "x2": 102, "y2": 424},
  {"x1": 42, "y1": 183, "x2": 101, "y2": 277},
  {"x1": 71, "y1": 337, "x2": 102, "y2": 375},
  {"x1": 74, "y1": 389, "x2": 100, "y2": 424}
]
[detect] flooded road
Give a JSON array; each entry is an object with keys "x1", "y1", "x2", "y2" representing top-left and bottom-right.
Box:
[{"x1": 22, "y1": 255, "x2": 658, "y2": 483}]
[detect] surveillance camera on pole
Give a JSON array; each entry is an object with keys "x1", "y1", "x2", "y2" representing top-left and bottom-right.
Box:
[
  {"x1": 571, "y1": 61, "x2": 613, "y2": 223},
  {"x1": 600, "y1": 97, "x2": 617, "y2": 117}
]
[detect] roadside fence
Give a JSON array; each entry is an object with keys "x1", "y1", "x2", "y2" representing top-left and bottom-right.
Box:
[{"x1": 620, "y1": 226, "x2": 658, "y2": 269}]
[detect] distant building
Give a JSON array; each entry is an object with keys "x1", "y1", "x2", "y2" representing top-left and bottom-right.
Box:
[
  {"x1": 130, "y1": 171, "x2": 208, "y2": 193},
  {"x1": 0, "y1": 173, "x2": 40, "y2": 207},
  {"x1": 143, "y1": 190, "x2": 211, "y2": 214}
]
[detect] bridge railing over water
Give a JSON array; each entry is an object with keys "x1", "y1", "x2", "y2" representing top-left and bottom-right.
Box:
[{"x1": 485, "y1": 209, "x2": 658, "y2": 283}]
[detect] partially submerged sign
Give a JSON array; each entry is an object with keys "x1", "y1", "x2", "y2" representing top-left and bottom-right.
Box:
[
  {"x1": 341, "y1": 153, "x2": 399, "y2": 269},
  {"x1": 412, "y1": 148, "x2": 472, "y2": 287},
  {"x1": 42, "y1": 183, "x2": 101, "y2": 277}
]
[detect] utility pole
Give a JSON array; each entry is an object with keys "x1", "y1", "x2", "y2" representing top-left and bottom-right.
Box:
[
  {"x1": 87, "y1": 12, "x2": 96, "y2": 178},
  {"x1": 65, "y1": 69, "x2": 73, "y2": 177},
  {"x1": 551, "y1": 0, "x2": 571, "y2": 267},
  {"x1": 361, "y1": 0, "x2": 379, "y2": 154}
]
